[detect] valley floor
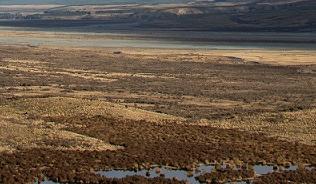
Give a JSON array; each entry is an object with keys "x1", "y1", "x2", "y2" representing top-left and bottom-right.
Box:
[{"x1": 0, "y1": 40, "x2": 315, "y2": 183}]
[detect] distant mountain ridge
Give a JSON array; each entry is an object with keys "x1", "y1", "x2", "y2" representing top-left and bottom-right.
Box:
[
  {"x1": 0, "y1": 0, "x2": 315, "y2": 32},
  {"x1": 0, "y1": 0, "x2": 192, "y2": 5},
  {"x1": 0, "y1": 0, "x2": 310, "y2": 5}
]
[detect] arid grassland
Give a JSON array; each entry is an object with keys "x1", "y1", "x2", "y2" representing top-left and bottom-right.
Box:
[{"x1": 0, "y1": 45, "x2": 315, "y2": 183}]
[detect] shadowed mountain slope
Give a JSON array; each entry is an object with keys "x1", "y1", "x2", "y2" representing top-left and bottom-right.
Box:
[{"x1": 0, "y1": 0, "x2": 315, "y2": 32}]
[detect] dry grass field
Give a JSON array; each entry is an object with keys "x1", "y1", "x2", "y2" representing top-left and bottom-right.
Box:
[{"x1": 0, "y1": 43, "x2": 316, "y2": 183}]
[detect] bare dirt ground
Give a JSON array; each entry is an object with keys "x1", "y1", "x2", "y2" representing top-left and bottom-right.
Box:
[{"x1": 0, "y1": 44, "x2": 316, "y2": 183}]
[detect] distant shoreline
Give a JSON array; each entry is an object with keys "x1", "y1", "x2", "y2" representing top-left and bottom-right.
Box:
[
  {"x1": 0, "y1": 28, "x2": 316, "y2": 50},
  {"x1": 1, "y1": 25, "x2": 316, "y2": 45}
]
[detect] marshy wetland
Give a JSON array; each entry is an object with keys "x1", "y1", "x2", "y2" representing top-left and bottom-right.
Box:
[{"x1": 0, "y1": 31, "x2": 316, "y2": 183}]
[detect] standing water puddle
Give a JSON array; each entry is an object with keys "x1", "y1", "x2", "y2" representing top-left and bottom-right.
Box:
[
  {"x1": 253, "y1": 165, "x2": 298, "y2": 175},
  {"x1": 96, "y1": 164, "x2": 306, "y2": 184},
  {"x1": 39, "y1": 164, "x2": 314, "y2": 184},
  {"x1": 98, "y1": 165, "x2": 214, "y2": 184}
]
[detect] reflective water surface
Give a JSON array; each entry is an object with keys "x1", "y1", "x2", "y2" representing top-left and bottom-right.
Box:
[{"x1": 1, "y1": 33, "x2": 316, "y2": 50}]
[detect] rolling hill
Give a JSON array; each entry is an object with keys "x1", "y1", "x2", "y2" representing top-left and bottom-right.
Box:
[{"x1": 0, "y1": 0, "x2": 315, "y2": 32}]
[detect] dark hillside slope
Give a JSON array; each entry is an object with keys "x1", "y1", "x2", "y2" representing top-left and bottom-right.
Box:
[
  {"x1": 0, "y1": 0, "x2": 315, "y2": 32},
  {"x1": 135, "y1": 0, "x2": 316, "y2": 31}
]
